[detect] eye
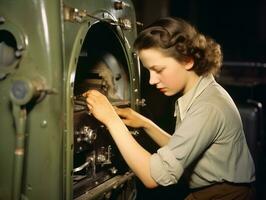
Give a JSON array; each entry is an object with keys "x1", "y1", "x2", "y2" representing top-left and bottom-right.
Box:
[{"x1": 154, "y1": 68, "x2": 164, "y2": 73}]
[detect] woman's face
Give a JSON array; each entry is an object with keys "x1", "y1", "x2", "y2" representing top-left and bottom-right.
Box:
[{"x1": 139, "y1": 48, "x2": 196, "y2": 96}]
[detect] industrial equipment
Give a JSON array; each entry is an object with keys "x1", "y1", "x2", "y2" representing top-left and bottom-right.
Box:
[{"x1": 0, "y1": 1, "x2": 142, "y2": 199}]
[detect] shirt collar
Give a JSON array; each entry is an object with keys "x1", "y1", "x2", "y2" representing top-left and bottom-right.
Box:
[{"x1": 174, "y1": 74, "x2": 215, "y2": 120}]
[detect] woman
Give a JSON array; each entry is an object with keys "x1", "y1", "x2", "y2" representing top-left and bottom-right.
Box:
[{"x1": 84, "y1": 17, "x2": 255, "y2": 199}]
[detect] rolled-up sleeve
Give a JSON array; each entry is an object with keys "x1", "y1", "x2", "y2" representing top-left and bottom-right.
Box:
[
  {"x1": 150, "y1": 146, "x2": 184, "y2": 186},
  {"x1": 150, "y1": 102, "x2": 224, "y2": 186}
]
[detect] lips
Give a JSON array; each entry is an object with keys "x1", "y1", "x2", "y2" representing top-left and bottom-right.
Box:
[{"x1": 158, "y1": 87, "x2": 167, "y2": 92}]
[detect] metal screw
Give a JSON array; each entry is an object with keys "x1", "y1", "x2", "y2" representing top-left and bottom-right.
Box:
[
  {"x1": 0, "y1": 16, "x2": 5, "y2": 24},
  {"x1": 40, "y1": 120, "x2": 48, "y2": 128}
]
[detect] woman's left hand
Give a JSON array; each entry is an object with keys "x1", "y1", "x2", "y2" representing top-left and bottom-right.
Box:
[{"x1": 83, "y1": 90, "x2": 117, "y2": 125}]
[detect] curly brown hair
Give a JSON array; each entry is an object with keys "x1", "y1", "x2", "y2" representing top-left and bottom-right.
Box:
[{"x1": 134, "y1": 17, "x2": 223, "y2": 76}]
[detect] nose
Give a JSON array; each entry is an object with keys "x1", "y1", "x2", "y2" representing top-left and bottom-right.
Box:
[{"x1": 149, "y1": 71, "x2": 159, "y2": 85}]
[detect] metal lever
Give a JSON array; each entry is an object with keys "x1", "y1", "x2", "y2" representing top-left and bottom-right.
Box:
[
  {"x1": 73, "y1": 161, "x2": 91, "y2": 173},
  {"x1": 11, "y1": 104, "x2": 27, "y2": 200}
]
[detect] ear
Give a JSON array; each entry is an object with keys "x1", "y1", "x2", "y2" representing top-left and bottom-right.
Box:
[{"x1": 184, "y1": 58, "x2": 194, "y2": 70}]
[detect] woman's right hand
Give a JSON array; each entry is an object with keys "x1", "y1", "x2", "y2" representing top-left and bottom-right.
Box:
[{"x1": 115, "y1": 107, "x2": 148, "y2": 129}]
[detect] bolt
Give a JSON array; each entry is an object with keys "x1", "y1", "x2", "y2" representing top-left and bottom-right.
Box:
[
  {"x1": 0, "y1": 16, "x2": 5, "y2": 24},
  {"x1": 40, "y1": 120, "x2": 48, "y2": 128},
  {"x1": 15, "y1": 50, "x2": 22, "y2": 58},
  {"x1": 17, "y1": 45, "x2": 24, "y2": 51}
]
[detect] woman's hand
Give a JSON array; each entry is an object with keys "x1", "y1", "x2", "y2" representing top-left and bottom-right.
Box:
[
  {"x1": 115, "y1": 107, "x2": 148, "y2": 129},
  {"x1": 83, "y1": 90, "x2": 149, "y2": 129},
  {"x1": 83, "y1": 90, "x2": 118, "y2": 126},
  {"x1": 116, "y1": 107, "x2": 171, "y2": 146}
]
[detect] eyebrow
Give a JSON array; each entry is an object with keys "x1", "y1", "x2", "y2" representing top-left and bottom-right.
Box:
[{"x1": 147, "y1": 65, "x2": 166, "y2": 70}]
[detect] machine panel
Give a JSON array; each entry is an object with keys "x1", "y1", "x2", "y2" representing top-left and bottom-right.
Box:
[{"x1": 0, "y1": 1, "x2": 141, "y2": 199}]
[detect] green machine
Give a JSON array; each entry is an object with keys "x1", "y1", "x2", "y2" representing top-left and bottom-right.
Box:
[{"x1": 0, "y1": 0, "x2": 143, "y2": 199}]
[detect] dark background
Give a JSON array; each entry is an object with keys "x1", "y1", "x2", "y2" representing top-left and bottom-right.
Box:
[
  {"x1": 131, "y1": 0, "x2": 266, "y2": 199},
  {"x1": 133, "y1": 0, "x2": 266, "y2": 63}
]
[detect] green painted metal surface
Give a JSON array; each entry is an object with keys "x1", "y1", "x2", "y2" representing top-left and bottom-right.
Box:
[{"x1": 0, "y1": 0, "x2": 139, "y2": 199}]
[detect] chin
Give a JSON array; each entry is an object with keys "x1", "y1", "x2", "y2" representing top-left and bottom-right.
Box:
[
  {"x1": 163, "y1": 91, "x2": 175, "y2": 96},
  {"x1": 163, "y1": 89, "x2": 181, "y2": 96}
]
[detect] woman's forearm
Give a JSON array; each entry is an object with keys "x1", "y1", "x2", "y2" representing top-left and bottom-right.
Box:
[
  {"x1": 142, "y1": 118, "x2": 171, "y2": 147},
  {"x1": 105, "y1": 115, "x2": 158, "y2": 188},
  {"x1": 115, "y1": 107, "x2": 171, "y2": 147}
]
